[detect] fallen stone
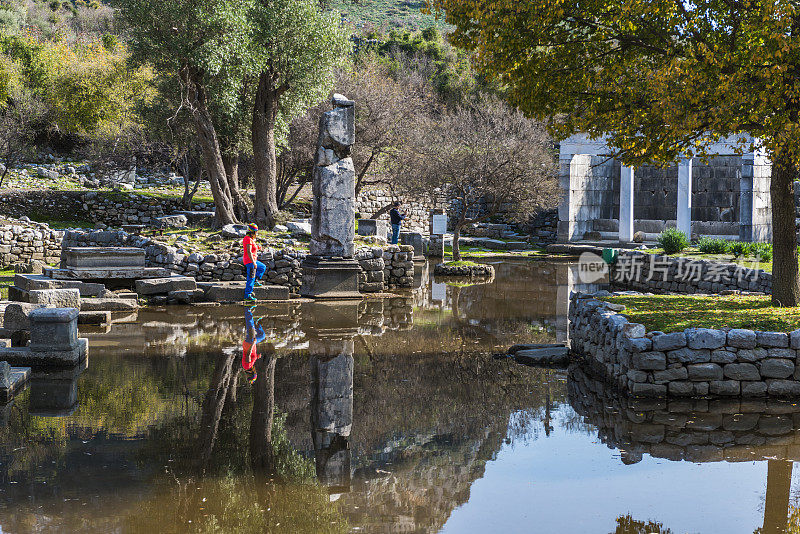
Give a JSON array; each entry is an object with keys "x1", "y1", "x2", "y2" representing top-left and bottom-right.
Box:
[
  {"x1": 203, "y1": 282, "x2": 290, "y2": 302},
  {"x1": 153, "y1": 214, "x2": 188, "y2": 229},
  {"x1": 287, "y1": 220, "x2": 312, "y2": 236},
  {"x1": 79, "y1": 298, "x2": 139, "y2": 312},
  {"x1": 78, "y1": 311, "x2": 111, "y2": 325},
  {"x1": 28, "y1": 288, "x2": 81, "y2": 309},
  {"x1": 512, "y1": 346, "x2": 569, "y2": 367},
  {"x1": 222, "y1": 223, "x2": 249, "y2": 238},
  {"x1": 135, "y1": 276, "x2": 197, "y2": 296},
  {"x1": 3, "y1": 302, "x2": 44, "y2": 332}
]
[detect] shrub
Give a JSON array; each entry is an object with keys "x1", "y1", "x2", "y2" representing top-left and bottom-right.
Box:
[
  {"x1": 751, "y1": 242, "x2": 772, "y2": 262},
  {"x1": 657, "y1": 227, "x2": 689, "y2": 254},
  {"x1": 729, "y1": 241, "x2": 750, "y2": 258},
  {"x1": 697, "y1": 237, "x2": 730, "y2": 255}
]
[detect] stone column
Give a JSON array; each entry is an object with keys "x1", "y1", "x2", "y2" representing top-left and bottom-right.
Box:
[
  {"x1": 740, "y1": 152, "x2": 773, "y2": 242},
  {"x1": 301, "y1": 94, "x2": 362, "y2": 298},
  {"x1": 619, "y1": 165, "x2": 634, "y2": 242},
  {"x1": 677, "y1": 158, "x2": 693, "y2": 238},
  {"x1": 303, "y1": 301, "x2": 357, "y2": 494}
]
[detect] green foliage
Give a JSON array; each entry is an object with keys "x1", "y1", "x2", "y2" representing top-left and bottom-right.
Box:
[
  {"x1": 656, "y1": 227, "x2": 689, "y2": 255},
  {"x1": 751, "y1": 242, "x2": 773, "y2": 262},
  {"x1": 729, "y1": 241, "x2": 750, "y2": 259},
  {"x1": 696, "y1": 237, "x2": 731, "y2": 255}
]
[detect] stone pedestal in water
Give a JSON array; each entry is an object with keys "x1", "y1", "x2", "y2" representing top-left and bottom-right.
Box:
[{"x1": 301, "y1": 94, "x2": 361, "y2": 298}]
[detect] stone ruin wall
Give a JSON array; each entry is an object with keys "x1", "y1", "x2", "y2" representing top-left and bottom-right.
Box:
[
  {"x1": 60, "y1": 229, "x2": 415, "y2": 292},
  {"x1": 0, "y1": 219, "x2": 63, "y2": 267},
  {"x1": 570, "y1": 291, "x2": 800, "y2": 399},
  {"x1": 355, "y1": 189, "x2": 444, "y2": 235},
  {"x1": 611, "y1": 250, "x2": 772, "y2": 295}
]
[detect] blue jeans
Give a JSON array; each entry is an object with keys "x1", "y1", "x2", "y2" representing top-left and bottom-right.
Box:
[
  {"x1": 245, "y1": 261, "x2": 266, "y2": 298},
  {"x1": 391, "y1": 224, "x2": 401, "y2": 244}
]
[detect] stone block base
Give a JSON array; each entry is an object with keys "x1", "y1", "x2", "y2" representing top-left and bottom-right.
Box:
[
  {"x1": 201, "y1": 282, "x2": 290, "y2": 303},
  {"x1": 0, "y1": 338, "x2": 88, "y2": 366},
  {"x1": 135, "y1": 276, "x2": 197, "y2": 295},
  {"x1": 301, "y1": 256, "x2": 362, "y2": 299}
]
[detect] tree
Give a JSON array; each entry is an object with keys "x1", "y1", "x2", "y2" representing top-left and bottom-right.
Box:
[
  {"x1": 396, "y1": 94, "x2": 557, "y2": 260},
  {"x1": 249, "y1": 0, "x2": 349, "y2": 228},
  {"x1": 433, "y1": 0, "x2": 800, "y2": 306},
  {"x1": 0, "y1": 58, "x2": 44, "y2": 188},
  {"x1": 111, "y1": 0, "x2": 250, "y2": 226}
]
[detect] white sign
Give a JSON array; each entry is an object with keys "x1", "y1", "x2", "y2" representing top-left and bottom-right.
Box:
[
  {"x1": 431, "y1": 214, "x2": 447, "y2": 235},
  {"x1": 431, "y1": 281, "x2": 446, "y2": 301}
]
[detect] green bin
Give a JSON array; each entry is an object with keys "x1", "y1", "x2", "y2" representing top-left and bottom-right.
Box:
[{"x1": 602, "y1": 248, "x2": 618, "y2": 264}]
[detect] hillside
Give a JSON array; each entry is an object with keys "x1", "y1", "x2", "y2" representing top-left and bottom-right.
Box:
[{"x1": 329, "y1": 0, "x2": 450, "y2": 32}]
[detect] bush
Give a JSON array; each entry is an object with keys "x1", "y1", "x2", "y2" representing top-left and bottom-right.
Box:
[
  {"x1": 729, "y1": 241, "x2": 749, "y2": 258},
  {"x1": 697, "y1": 237, "x2": 730, "y2": 254},
  {"x1": 751, "y1": 242, "x2": 772, "y2": 262},
  {"x1": 657, "y1": 227, "x2": 689, "y2": 254}
]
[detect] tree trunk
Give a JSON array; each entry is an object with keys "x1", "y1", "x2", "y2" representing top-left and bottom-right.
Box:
[
  {"x1": 195, "y1": 353, "x2": 236, "y2": 471},
  {"x1": 252, "y1": 73, "x2": 280, "y2": 229},
  {"x1": 249, "y1": 353, "x2": 277, "y2": 476},
  {"x1": 769, "y1": 149, "x2": 799, "y2": 306},
  {"x1": 452, "y1": 225, "x2": 461, "y2": 261},
  {"x1": 192, "y1": 108, "x2": 237, "y2": 226},
  {"x1": 222, "y1": 153, "x2": 250, "y2": 222}
]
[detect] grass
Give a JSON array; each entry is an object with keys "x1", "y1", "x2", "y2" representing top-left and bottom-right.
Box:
[
  {"x1": 0, "y1": 268, "x2": 13, "y2": 299},
  {"x1": 444, "y1": 244, "x2": 547, "y2": 259},
  {"x1": 602, "y1": 294, "x2": 800, "y2": 332},
  {"x1": 444, "y1": 260, "x2": 480, "y2": 267}
]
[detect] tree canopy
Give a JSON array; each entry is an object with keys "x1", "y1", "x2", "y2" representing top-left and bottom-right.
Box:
[{"x1": 433, "y1": 0, "x2": 800, "y2": 305}]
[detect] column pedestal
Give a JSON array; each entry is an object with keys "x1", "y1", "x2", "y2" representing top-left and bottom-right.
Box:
[{"x1": 300, "y1": 256, "x2": 362, "y2": 299}]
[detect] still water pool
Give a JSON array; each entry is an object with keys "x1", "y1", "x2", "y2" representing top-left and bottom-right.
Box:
[{"x1": 0, "y1": 261, "x2": 798, "y2": 533}]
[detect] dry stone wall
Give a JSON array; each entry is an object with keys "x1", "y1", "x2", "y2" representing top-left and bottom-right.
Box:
[
  {"x1": 0, "y1": 219, "x2": 63, "y2": 267},
  {"x1": 611, "y1": 250, "x2": 772, "y2": 294},
  {"x1": 570, "y1": 290, "x2": 800, "y2": 398},
  {"x1": 355, "y1": 189, "x2": 443, "y2": 235},
  {"x1": 60, "y1": 229, "x2": 412, "y2": 293}
]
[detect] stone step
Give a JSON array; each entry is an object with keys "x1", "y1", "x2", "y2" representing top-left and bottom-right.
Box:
[
  {"x1": 63, "y1": 247, "x2": 146, "y2": 269},
  {"x1": 80, "y1": 298, "x2": 139, "y2": 312},
  {"x1": 199, "y1": 282, "x2": 290, "y2": 303},
  {"x1": 78, "y1": 311, "x2": 111, "y2": 325},
  {"x1": 135, "y1": 276, "x2": 197, "y2": 296},
  {"x1": 0, "y1": 363, "x2": 30, "y2": 403},
  {"x1": 14, "y1": 274, "x2": 105, "y2": 297},
  {"x1": 45, "y1": 267, "x2": 172, "y2": 280}
]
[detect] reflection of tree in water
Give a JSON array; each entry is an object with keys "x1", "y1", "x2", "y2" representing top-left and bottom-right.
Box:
[{"x1": 614, "y1": 515, "x2": 672, "y2": 534}]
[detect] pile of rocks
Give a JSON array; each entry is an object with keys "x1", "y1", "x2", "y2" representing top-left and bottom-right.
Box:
[
  {"x1": 0, "y1": 219, "x2": 63, "y2": 268},
  {"x1": 570, "y1": 290, "x2": 800, "y2": 398},
  {"x1": 433, "y1": 262, "x2": 495, "y2": 277}
]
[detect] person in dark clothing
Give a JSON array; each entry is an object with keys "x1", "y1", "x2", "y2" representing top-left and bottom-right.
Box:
[{"x1": 389, "y1": 201, "x2": 406, "y2": 245}]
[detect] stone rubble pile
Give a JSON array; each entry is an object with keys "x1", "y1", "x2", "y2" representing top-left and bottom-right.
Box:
[{"x1": 570, "y1": 290, "x2": 800, "y2": 398}]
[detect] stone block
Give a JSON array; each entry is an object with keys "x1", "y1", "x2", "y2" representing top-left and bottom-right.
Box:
[
  {"x1": 357, "y1": 219, "x2": 389, "y2": 238},
  {"x1": 737, "y1": 347, "x2": 768, "y2": 362},
  {"x1": 652, "y1": 332, "x2": 686, "y2": 351},
  {"x1": 723, "y1": 413, "x2": 761, "y2": 430},
  {"x1": 0, "y1": 338, "x2": 87, "y2": 366},
  {"x1": 767, "y1": 380, "x2": 800, "y2": 397},
  {"x1": 667, "y1": 347, "x2": 710, "y2": 364},
  {"x1": 28, "y1": 288, "x2": 80, "y2": 308},
  {"x1": 653, "y1": 367, "x2": 688, "y2": 384},
  {"x1": 630, "y1": 382, "x2": 667, "y2": 397},
  {"x1": 204, "y1": 282, "x2": 290, "y2": 302},
  {"x1": 741, "y1": 381, "x2": 768, "y2": 397},
  {"x1": 622, "y1": 323, "x2": 646, "y2": 339},
  {"x1": 63, "y1": 247, "x2": 145, "y2": 269},
  {"x1": 80, "y1": 298, "x2": 139, "y2": 312},
  {"x1": 301, "y1": 257, "x2": 361, "y2": 299},
  {"x1": 768, "y1": 348, "x2": 796, "y2": 359},
  {"x1": 632, "y1": 351, "x2": 667, "y2": 371},
  {"x1": 685, "y1": 328, "x2": 726, "y2": 350},
  {"x1": 758, "y1": 415, "x2": 793, "y2": 435},
  {"x1": 78, "y1": 311, "x2": 111, "y2": 325},
  {"x1": 757, "y1": 331, "x2": 789, "y2": 348},
  {"x1": 723, "y1": 363, "x2": 760, "y2": 381},
  {"x1": 513, "y1": 346, "x2": 569, "y2": 366},
  {"x1": 3, "y1": 302, "x2": 44, "y2": 331},
  {"x1": 790, "y1": 329, "x2": 800, "y2": 349},
  {"x1": 624, "y1": 337, "x2": 652, "y2": 353},
  {"x1": 135, "y1": 276, "x2": 197, "y2": 296},
  {"x1": 687, "y1": 363, "x2": 723, "y2": 381},
  {"x1": 710, "y1": 350, "x2": 737, "y2": 364},
  {"x1": 728, "y1": 329, "x2": 757, "y2": 348},
  {"x1": 759, "y1": 359, "x2": 795, "y2": 379},
  {"x1": 29, "y1": 307, "x2": 79, "y2": 351},
  {"x1": 709, "y1": 380, "x2": 741, "y2": 396}
]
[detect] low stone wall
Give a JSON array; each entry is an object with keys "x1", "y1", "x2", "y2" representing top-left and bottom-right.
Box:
[
  {"x1": 0, "y1": 190, "x2": 212, "y2": 228},
  {"x1": 0, "y1": 219, "x2": 63, "y2": 267},
  {"x1": 570, "y1": 291, "x2": 800, "y2": 398},
  {"x1": 355, "y1": 189, "x2": 443, "y2": 235},
  {"x1": 611, "y1": 250, "x2": 772, "y2": 294},
  {"x1": 61, "y1": 229, "x2": 414, "y2": 293},
  {"x1": 568, "y1": 365, "x2": 800, "y2": 463}
]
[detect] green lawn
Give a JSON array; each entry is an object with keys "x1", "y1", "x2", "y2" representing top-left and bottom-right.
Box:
[{"x1": 602, "y1": 294, "x2": 800, "y2": 332}]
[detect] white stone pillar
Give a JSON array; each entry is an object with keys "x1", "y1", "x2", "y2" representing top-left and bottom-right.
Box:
[
  {"x1": 677, "y1": 158, "x2": 693, "y2": 238},
  {"x1": 619, "y1": 165, "x2": 634, "y2": 242}
]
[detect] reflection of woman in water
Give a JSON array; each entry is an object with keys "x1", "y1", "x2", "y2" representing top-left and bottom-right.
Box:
[{"x1": 242, "y1": 307, "x2": 267, "y2": 384}]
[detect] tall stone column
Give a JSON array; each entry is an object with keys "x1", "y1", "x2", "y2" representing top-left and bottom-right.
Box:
[
  {"x1": 677, "y1": 158, "x2": 693, "y2": 238},
  {"x1": 619, "y1": 165, "x2": 634, "y2": 242},
  {"x1": 301, "y1": 94, "x2": 362, "y2": 298}
]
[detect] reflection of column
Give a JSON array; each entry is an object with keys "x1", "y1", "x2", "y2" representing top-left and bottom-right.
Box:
[
  {"x1": 762, "y1": 459, "x2": 793, "y2": 534},
  {"x1": 303, "y1": 301, "x2": 358, "y2": 494}
]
